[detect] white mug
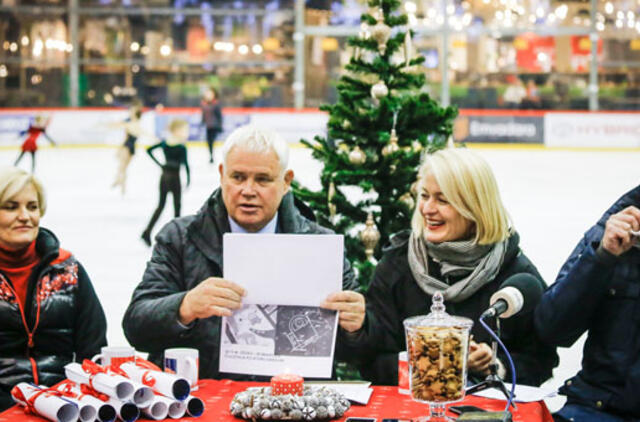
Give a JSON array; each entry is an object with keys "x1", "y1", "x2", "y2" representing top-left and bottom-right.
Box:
[
  {"x1": 92, "y1": 346, "x2": 136, "y2": 368},
  {"x1": 164, "y1": 348, "x2": 198, "y2": 389}
]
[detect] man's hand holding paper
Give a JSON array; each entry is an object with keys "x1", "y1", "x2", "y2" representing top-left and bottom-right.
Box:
[
  {"x1": 178, "y1": 277, "x2": 246, "y2": 325},
  {"x1": 320, "y1": 291, "x2": 366, "y2": 333}
]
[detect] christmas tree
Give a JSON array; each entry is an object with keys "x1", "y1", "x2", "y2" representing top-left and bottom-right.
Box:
[{"x1": 294, "y1": 0, "x2": 458, "y2": 288}]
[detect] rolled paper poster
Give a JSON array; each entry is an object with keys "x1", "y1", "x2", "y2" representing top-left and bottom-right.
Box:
[
  {"x1": 153, "y1": 395, "x2": 187, "y2": 419},
  {"x1": 54, "y1": 381, "x2": 117, "y2": 422},
  {"x1": 185, "y1": 395, "x2": 205, "y2": 417},
  {"x1": 119, "y1": 362, "x2": 190, "y2": 401},
  {"x1": 45, "y1": 385, "x2": 96, "y2": 422},
  {"x1": 126, "y1": 379, "x2": 154, "y2": 408},
  {"x1": 65, "y1": 362, "x2": 134, "y2": 402},
  {"x1": 141, "y1": 397, "x2": 169, "y2": 421},
  {"x1": 107, "y1": 397, "x2": 139, "y2": 422},
  {"x1": 11, "y1": 383, "x2": 79, "y2": 422}
]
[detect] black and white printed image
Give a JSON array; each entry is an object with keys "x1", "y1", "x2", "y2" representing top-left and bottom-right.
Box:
[
  {"x1": 222, "y1": 304, "x2": 278, "y2": 348},
  {"x1": 274, "y1": 306, "x2": 336, "y2": 357}
]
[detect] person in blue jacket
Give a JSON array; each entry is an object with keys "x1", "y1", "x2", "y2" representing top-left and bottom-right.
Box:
[{"x1": 535, "y1": 185, "x2": 640, "y2": 422}]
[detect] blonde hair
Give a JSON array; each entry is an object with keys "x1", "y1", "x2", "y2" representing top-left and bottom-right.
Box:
[
  {"x1": 411, "y1": 148, "x2": 511, "y2": 244},
  {"x1": 0, "y1": 167, "x2": 47, "y2": 216},
  {"x1": 168, "y1": 119, "x2": 189, "y2": 134}
]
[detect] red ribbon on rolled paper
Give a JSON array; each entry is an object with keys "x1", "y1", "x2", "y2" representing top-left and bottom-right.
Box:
[
  {"x1": 11, "y1": 385, "x2": 63, "y2": 416},
  {"x1": 270, "y1": 373, "x2": 304, "y2": 396}
]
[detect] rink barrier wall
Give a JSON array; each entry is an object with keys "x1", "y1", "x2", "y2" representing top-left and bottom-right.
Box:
[{"x1": 1, "y1": 108, "x2": 639, "y2": 149}]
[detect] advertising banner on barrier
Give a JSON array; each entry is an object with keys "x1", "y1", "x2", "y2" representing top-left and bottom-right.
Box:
[
  {"x1": 0, "y1": 108, "x2": 329, "y2": 146},
  {"x1": 4, "y1": 108, "x2": 640, "y2": 149},
  {"x1": 453, "y1": 114, "x2": 544, "y2": 144},
  {"x1": 153, "y1": 110, "x2": 328, "y2": 144},
  {"x1": 0, "y1": 109, "x2": 156, "y2": 146},
  {"x1": 545, "y1": 112, "x2": 640, "y2": 148}
]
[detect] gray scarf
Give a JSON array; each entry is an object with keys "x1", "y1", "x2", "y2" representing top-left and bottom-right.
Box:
[{"x1": 407, "y1": 231, "x2": 507, "y2": 303}]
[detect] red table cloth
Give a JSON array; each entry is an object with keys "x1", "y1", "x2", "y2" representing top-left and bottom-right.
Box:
[{"x1": 0, "y1": 379, "x2": 553, "y2": 422}]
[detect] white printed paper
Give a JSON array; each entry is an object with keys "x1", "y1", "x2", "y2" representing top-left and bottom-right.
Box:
[
  {"x1": 471, "y1": 383, "x2": 557, "y2": 403},
  {"x1": 306, "y1": 381, "x2": 373, "y2": 404},
  {"x1": 220, "y1": 234, "x2": 343, "y2": 378}
]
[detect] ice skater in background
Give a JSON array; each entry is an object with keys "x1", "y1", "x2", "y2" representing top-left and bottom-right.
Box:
[
  {"x1": 141, "y1": 118, "x2": 191, "y2": 246},
  {"x1": 14, "y1": 115, "x2": 57, "y2": 173},
  {"x1": 200, "y1": 87, "x2": 223, "y2": 164},
  {"x1": 111, "y1": 104, "x2": 155, "y2": 195}
]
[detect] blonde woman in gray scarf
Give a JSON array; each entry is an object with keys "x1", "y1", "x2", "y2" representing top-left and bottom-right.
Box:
[{"x1": 347, "y1": 148, "x2": 558, "y2": 387}]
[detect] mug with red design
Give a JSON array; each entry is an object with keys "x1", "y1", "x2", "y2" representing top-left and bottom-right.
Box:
[
  {"x1": 398, "y1": 351, "x2": 410, "y2": 395},
  {"x1": 164, "y1": 348, "x2": 198, "y2": 389},
  {"x1": 92, "y1": 346, "x2": 136, "y2": 368}
]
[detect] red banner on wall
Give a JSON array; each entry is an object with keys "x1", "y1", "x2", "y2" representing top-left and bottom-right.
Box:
[{"x1": 514, "y1": 33, "x2": 555, "y2": 72}]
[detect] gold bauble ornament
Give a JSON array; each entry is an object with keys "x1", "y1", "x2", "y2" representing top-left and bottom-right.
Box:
[
  {"x1": 348, "y1": 145, "x2": 366, "y2": 165},
  {"x1": 360, "y1": 213, "x2": 381, "y2": 259},
  {"x1": 404, "y1": 31, "x2": 413, "y2": 66},
  {"x1": 337, "y1": 143, "x2": 350, "y2": 154},
  {"x1": 401, "y1": 65, "x2": 423, "y2": 75},
  {"x1": 389, "y1": 164, "x2": 397, "y2": 173},
  {"x1": 371, "y1": 18, "x2": 391, "y2": 55},
  {"x1": 370, "y1": 80, "x2": 389, "y2": 100},
  {"x1": 399, "y1": 192, "x2": 415, "y2": 210},
  {"x1": 412, "y1": 140, "x2": 423, "y2": 152},
  {"x1": 342, "y1": 119, "x2": 351, "y2": 129},
  {"x1": 327, "y1": 179, "x2": 337, "y2": 217},
  {"x1": 328, "y1": 203, "x2": 337, "y2": 217},
  {"x1": 382, "y1": 129, "x2": 400, "y2": 156},
  {"x1": 368, "y1": 6, "x2": 382, "y2": 20}
]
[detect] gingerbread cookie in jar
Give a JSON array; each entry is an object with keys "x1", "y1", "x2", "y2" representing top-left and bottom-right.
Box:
[{"x1": 403, "y1": 292, "x2": 473, "y2": 421}]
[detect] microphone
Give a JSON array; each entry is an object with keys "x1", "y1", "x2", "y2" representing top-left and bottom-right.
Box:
[{"x1": 481, "y1": 273, "x2": 544, "y2": 319}]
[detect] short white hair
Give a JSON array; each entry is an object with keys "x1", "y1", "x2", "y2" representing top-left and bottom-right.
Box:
[{"x1": 221, "y1": 125, "x2": 289, "y2": 172}]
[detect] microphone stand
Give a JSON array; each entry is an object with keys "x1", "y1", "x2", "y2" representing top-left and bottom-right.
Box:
[{"x1": 465, "y1": 317, "x2": 517, "y2": 410}]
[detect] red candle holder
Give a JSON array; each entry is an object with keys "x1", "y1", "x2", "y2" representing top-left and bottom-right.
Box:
[{"x1": 270, "y1": 373, "x2": 304, "y2": 396}]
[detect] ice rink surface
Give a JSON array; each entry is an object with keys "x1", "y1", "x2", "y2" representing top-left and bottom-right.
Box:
[{"x1": 4, "y1": 144, "x2": 640, "y2": 408}]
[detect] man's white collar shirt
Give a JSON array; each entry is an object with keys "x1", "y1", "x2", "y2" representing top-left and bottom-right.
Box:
[{"x1": 228, "y1": 213, "x2": 278, "y2": 234}]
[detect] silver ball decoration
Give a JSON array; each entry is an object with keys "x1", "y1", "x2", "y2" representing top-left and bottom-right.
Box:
[
  {"x1": 370, "y1": 80, "x2": 389, "y2": 100},
  {"x1": 230, "y1": 384, "x2": 350, "y2": 421},
  {"x1": 260, "y1": 408, "x2": 272, "y2": 419},
  {"x1": 348, "y1": 145, "x2": 366, "y2": 165},
  {"x1": 400, "y1": 192, "x2": 415, "y2": 210},
  {"x1": 302, "y1": 406, "x2": 317, "y2": 421},
  {"x1": 327, "y1": 405, "x2": 336, "y2": 418}
]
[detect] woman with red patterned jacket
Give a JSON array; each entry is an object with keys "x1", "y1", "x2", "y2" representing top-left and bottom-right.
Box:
[{"x1": 0, "y1": 167, "x2": 107, "y2": 411}]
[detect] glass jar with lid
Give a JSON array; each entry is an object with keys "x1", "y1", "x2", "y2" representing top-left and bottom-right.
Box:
[{"x1": 403, "y1": 292, "x2": 473, "y2": 421}]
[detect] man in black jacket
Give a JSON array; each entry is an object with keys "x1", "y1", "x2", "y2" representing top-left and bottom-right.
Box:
[
  {"x1": 535, "y1": 186, "x2": 640, "y2": 421},
  {"x1": 122, "y1": 124, "x2": 365, "y2": 379}
]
